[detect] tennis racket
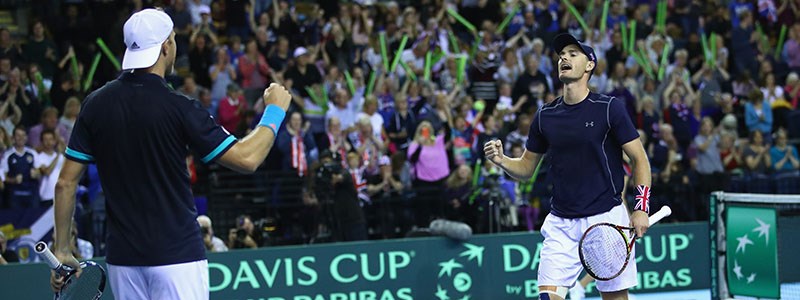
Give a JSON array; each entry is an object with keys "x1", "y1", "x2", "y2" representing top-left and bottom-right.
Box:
[
  {"x1": 578, "y1": 206, "x2": 672, "y2": 281},
  {"x1": 35, "y1": 241, "x2": 106, "y2": 300}
]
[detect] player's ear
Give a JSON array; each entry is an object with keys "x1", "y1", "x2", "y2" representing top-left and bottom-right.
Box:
[{"x1": 586, "y1": 61, "x2": 595, "y2": 73}]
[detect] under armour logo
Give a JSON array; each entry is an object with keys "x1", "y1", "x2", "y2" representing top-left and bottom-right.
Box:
[
  {"x1": 585, "y1": 121, "x2": 594, "y2": 127},
  {"x1": 131, "y1": 42, "x2": 140, "y2": 49}
]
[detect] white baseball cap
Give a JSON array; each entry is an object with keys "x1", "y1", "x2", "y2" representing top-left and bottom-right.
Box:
[
  {"x1": 293, "y1": 47, "x2": 308, "y2": 58},
  {"x1": 122, "y1": 9, "x2": 174, "y2": 70}
]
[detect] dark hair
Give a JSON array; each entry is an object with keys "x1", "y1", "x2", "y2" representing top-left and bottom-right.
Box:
[{"x1": 40, "y1": 129, "x2": 56, "y2": 142}]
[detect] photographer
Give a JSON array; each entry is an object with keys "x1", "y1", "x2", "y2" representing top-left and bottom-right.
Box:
[
  {"x1": 197, "y1": 215, "x2": 228, "y2": 252},
  {"x1": 311, "y1": 150, "x2": 367, "y2": 242},
  {"x1": 227, "y1": 215, "x2": 261, "y2": 249}
]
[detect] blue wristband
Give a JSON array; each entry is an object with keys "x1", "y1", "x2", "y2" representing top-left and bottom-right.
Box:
[{"x1": 259, "y1": 104, "x2": 286, "y2": 134}]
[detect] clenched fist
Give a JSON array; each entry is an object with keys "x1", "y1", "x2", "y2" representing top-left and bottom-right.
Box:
[
  {"x1": 484, "y1": 140, "x2": 504, "y2": 165},
  {"x1": 263, "y1": 83, "x2": 292, "y2": 111}
]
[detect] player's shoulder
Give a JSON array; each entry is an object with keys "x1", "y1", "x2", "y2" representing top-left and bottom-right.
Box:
[
  {"x1": 586, "y1": 92, "x2": 615, "y2": 104},
  {"x1": 538, "y1": 97, "x2": 564, "y2": 114}
]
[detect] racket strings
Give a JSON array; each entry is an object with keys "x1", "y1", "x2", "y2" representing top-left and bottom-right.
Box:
[
  {"x1": 60, "y1": 265, "x2": 104, "y2": 300},
  {"x1": 580, "y1": 225, "x2": 630, "y2": 279}
]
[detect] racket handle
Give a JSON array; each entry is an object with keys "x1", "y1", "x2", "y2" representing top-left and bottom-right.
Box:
[
  {"x1": 648, "y1": 206, "x2": 672, "y2": 226},
  {"x1": 35, "y1": 242, "x2": 62, "y2": 270}
]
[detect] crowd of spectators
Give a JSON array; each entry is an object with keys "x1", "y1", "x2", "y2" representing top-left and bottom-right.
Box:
[{"x1": 0, "y1": 0, "x2": 799, "y2": 254}]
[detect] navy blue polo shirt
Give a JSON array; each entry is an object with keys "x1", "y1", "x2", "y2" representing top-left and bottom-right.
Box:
[
  {"x1": 526, "y1": 92, "x2": 639, "y2": 218},
  {"x1": 66, "y1": 72, "x2": 236, "y2": 266}
]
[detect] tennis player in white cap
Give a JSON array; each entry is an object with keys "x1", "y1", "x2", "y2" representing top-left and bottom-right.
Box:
[{"x1": 50, "y1": 8, "x2": 292, "y2": 299}]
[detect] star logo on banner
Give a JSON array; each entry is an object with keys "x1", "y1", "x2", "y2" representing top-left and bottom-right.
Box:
[
  {"x1": 735, "y1": 234, "x2": 754, "y2": 254},
  {"x1": 747, "y1": 273, "x2": 757, "y2": 284},
  {"x1": 733, "y1": 260, "x2": 744, "y2": 280},
  {"x1": 438, "y1": 259, "x2": 464, "y2": 278},
  {"x1": 752, "y1": 218, "x2": 771, "y2": 246},
  {"x1": 435, "y1": 285, "x2": 450, "y2": 300},
  {"x1": 459, "y1": 243, "x2": 485, "y2": 267}
]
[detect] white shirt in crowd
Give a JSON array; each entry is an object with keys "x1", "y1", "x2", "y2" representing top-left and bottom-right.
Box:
[{"x1": 36, "y1": 151, "x2": 64, "y2": 201}]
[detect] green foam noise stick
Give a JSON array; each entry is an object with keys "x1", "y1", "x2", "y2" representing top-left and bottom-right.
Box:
[
  {"x1": 525, "y1": 156, "x2": 545, "y2": 193},
  {"x1": 620, "y1": 21, "x2": 628, "y2": 53},
  {"x1": 456, "y1": 55, "x2": 468, "y2": 84},
  {"x1": 472, "y1": 158, "x2": 482, "y2": 187},
  {"x1": 365, "y1": 70, "x2": 378, "y2": 95},
  {"x1": 344, "y1": 70, "x2": 356, "y2": 96},
  {"x1": 96, "y1": 38, "x2": 121, "y2": 71},
  {"x1": 775, "y1": 25, "x2": 788, "y2": 60},
  {"x1": 755, "y1": 23, "x2": 769, "y2": 53},
  {"x1": 400, "y1": 60, "x2": 417, "y2": 81},
  {"x1": 83, "y1": 53, "x2": 102, "y2": 92},
  {"x1": 379, "y1": 32, "x2": 389, "y2": 70},
  {"x1": 496, "y1": 6, "x2": 520, "y2": 35},
  {"x1": 658, "y1": 44, "x2": 670, "y2": 81},
  {"x1": 447, "y1": 8, "x2": 477, "y2": 33},
  {"x1": 389, "y1": 35, "x2": 409, "y2": 73},
  {"x1": 448, "y1": 31, "x2": 460, "y2": 53},
  {"x1": 628, "y1": 20, "x2": 637, "y2": 53},
  {"x1": 561, "y1": 0, "x2": 590, "y2": 34},
  {"x1": 70, "y1": 55, "x2": 80, "y2": 81},
  {"x1": 600, "y1": 0, "x2": 610, "y2": 34},
  {"x1": 424, "y1": 52, "x2": 432, "y2": 81}
]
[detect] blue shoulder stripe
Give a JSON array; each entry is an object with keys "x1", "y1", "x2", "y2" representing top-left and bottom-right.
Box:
[
  {"x1": 202, "y1": 135, "x2": 237, "y2": 163},
  {"x1": 65, "y1": 148, "x2": 95, "y2": 162}
]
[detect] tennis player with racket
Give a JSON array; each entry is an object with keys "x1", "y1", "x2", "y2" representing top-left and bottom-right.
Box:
[
  {"x1": 50, "y1": 8, "x2": 291, "y2": 300},
  {"x1": 484, "y1": 33, "x2": 653, "y2": 300}
]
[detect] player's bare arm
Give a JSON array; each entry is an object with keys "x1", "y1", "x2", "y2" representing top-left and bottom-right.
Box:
[
  {"x1": 484, "y1": 140, "x2": 542, "y2": 181},
  {"x1": 51, "y1": 159, "x2": 87, "y2": 291},
  {"x1": 622, "y1": 137, "x2": 652, "y2": 237},
  {"x1": 218, "y1": 83, "x2": 292, "y2": 173}
]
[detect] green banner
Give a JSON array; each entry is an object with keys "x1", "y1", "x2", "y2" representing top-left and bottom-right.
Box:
[
  {"x1": 726, "y1": 206, "x2": 780, "y2": 298},
  {"x1": 0, "y1": 223, "x2": 710, "y2": 299}
]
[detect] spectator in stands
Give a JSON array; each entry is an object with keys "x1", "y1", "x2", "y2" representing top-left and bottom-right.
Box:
[
  {"x1": 744, "y1": 89, "x2": 773, "y2": 139},
  {"x1": 319, "y1": 116, "x2": 351, "y2": 167},
  {"x1": 285, "y1": 47, "x2": 323, "y2": 102},
  {"x1": 189, "y1": 33, "x2": 215, "y2": 88},
  {"x1": 692, "y1": 63, "x2": 730, "y2": 111},
  {"x1": 784, "y1": 72, "x2": 799, "y2": 109},
  {"x1": 197, "y1": 89, "x2": 215, "y2": 117},
  {"x1": 196, "y1": 215, "x2": 228, "y2": 252},
  {"x1": 225, "y1": 0, "x2": 251, "y2": 39},
  {"x1": 770, "y1": 129, "x2": 800, "y2": 173},
  {"x1": 731, "y1": 11, "x2": 759, "y2": 77},
  {"x1": 28, "y1": 107, "x2": 70, "y2": 149},
  {"x1": 408, "y1": 120, "x2": 449, "y2": 227},
  {"x1": 386, "y1": 95, "x2": 414, "y2": 155},
  {"x1": 178, "y1": 75, "x2": 203, "y2": 100},
  {"x1": 217, "y1": 83, "x2": 248, "y2": 136},
  {"x1": 663, "y1": 73, "x2": 697, "y2": 151},
  {"x1": 782, "y1": 22, "x2": 800, "y2": 70},
  {"x1": 268, "y1": 37, "x2": 291, "y2": 73},
  {"x1": 512, "y1": 55, "x2": 548, "y2": 113},
  {"x1": 209, "y1": 48, "x2": 237, "y2": 103},
  {"x1": 693, "y1": 117, "x2": 725, "y2": 216},
  {"x1": 35, "y1": 129, "x2": 62, "y2": 206},
  {"x1": 278, "y1": 111, "x2": 317, "y2": 178},
  {"x1": 0, "y1": 230, "x2": 18, "y2": 264},
  {"x1": 498, "y1": 48, "x2": 523, "y2": 85},
  {"x1": 719, "y1": 133, "x2": 743, "y2": 175},
  {"x1": 761, "y1": 73, "x2": 783, "y2": 106},
  {"x1": 357, "y1": 96, "x2": 384, "y2": 141},
  {"x1": 3, "y1": 68, "x2": 39, "y2": 128},
  {"x1": 238, "y1": 39, "x2": 272, "y2": 96},
  {"x1": 228, "y1": 215, "x2": 262, "y2": 249},
  {"x1": 1, "y1": 126, "x2": 40, "y2": 208},
  {"x1": 23, "y1": 21, "x2": 58, "y2": 79},
  {"x1": 444, "y1": 164, "x2": 474, "y2": 222},
  {"x1": 326, "y1": 88, "x2": 363, "y2": 134},
  {"x1": 352, "y1": 116, "x2": 384, "y2": 176},
  {"x1": 48, "y1": 73, "x2": 80, "y2": 115},
  {"x1": 743, "y1": 130, "x2": 772, "y2": 175},
  {"x1": 168, "y1": 0, "x2": 193, "y2": 57},
  {"x1": 0, "y1": 28, "x2": 22, "y2": 64},
  {"x1": 22, "y1": 64, "x2": 51, "y2": 101}
]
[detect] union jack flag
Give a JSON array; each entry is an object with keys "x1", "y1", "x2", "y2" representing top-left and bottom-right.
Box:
[{"x1": 634, "y1": 185, "x2": 650, "y2": 214}]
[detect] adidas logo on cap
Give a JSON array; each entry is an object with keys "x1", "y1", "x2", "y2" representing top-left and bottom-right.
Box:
[{"x1": 131, "y1": 42, "x2": 140, "y2": 50}]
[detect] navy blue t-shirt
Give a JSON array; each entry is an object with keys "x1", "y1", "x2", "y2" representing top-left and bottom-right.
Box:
[
  {"x1": 66, "y1": 72, "x2": 236, "y2": 266},
  {"x1": 2, "y1": 148, "x2": 38, "y2": 196},
  {"x1": 526, "y1": 92, "x2": 639, "y2": 218}
]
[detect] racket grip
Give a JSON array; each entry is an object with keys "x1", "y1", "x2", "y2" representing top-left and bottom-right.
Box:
[
  {"x1": 648, "y1": 206, "x2": 672, "y2": 226},
  {"x1": 35, "y1": 241, "x2": 62, "y2": 270}
]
